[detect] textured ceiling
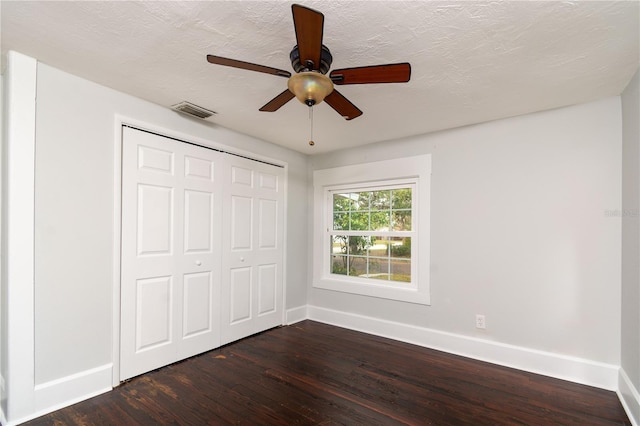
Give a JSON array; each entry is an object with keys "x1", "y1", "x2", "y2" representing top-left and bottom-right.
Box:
[{"x1": 2, "y1": 1, "x2": 638, "y2": 154}]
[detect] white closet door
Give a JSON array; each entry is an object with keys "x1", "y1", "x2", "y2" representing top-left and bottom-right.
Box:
[
  {"x1": 120, "y1": 127, "x2": 222, "y2": 380},
  {"x1": 221, "y1": 156, "x2": 285, "y2": 345}
]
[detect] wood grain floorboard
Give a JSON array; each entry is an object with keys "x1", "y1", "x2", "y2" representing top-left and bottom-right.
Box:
[{"x1": 24, "y1": 320, "x2": 630, "y2": 425}]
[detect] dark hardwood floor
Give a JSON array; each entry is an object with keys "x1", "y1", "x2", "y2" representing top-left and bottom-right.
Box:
[{"x1": 25, "y1": 320, "x2": 630, "y2": 425}]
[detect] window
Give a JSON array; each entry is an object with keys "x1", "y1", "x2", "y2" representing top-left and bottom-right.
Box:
[
  {"x1": 329, "y1": 184, "x2": 415, "y2": 284},
  {"x1": 313, "y1": 155, "x2": 431, "y2": 305}
]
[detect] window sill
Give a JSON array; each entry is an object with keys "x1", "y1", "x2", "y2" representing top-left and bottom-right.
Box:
[{"x1": 313, "y1": 276, "x2": 430, "y2": 305}]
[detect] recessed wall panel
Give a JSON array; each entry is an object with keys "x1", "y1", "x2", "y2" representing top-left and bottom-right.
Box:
[
  {"x1": 136, "y1": 276, "x2": 172, "y2": 351},
  {"x1": 138, "y1": 145, "x2": 174, "y2": 174},
  {"x1": 185, "y1": 156, "x2": 214, "y2": 181},
  {"x1": 232, "y1": 166, "x2": 253, "y2": 186},
  {"x1": 259, "y1": 199, "x2": 277, "y2": 249},
  {"x1": 230, "y1": 268, "x2": 252, "y2": 324},
  {"x1": 184, "y1": 190, "x2": 212, "y2": 253},
  {"x1": 259, "y1": 173, "x2": 278, "y2": 191},
  {"x1": 183, "y1": 272, "x2": 212, "y2": 338},
  {"x1": 258, "y1": 264, "x2": 277, "y2": 315},
  {"x1": 231, "y1": 196, "x2": 252, "y2": 250},
  {"x1": 137, "y1": 184, "x2": 173, "y2": 256}
]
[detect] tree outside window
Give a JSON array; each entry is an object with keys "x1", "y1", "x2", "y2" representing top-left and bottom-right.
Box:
[{"x1": 330, "y1": 187, "x2": 412, "y2": 283}]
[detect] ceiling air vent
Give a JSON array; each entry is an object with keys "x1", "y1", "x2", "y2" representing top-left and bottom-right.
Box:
[{"x1": 171, "y1": 101, "x2": 216, "y2": 119}]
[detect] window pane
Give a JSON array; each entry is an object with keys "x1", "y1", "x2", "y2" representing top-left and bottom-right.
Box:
[
  {"x1": 370, "y1": 190, "x2": 390, "y2": 210},
  {"x1": 392, "y1": 188, "x2": 412, "y2": 209},
  {"x1": 333, "y1": 212, "x2": 348, "y2": 230},
  {"x1": 348, "y1": 256, "x2": 366, "y2": 277},
  {"x1": 367, "y1": 257, "x2": 390, "y2": 278},
  {"x1": 368, "y1": 236, "x2": 390, "y2": 257},
  {"x1": 350, "y1": 212, "x2": 369, "y2": 230},
  {"x1": 332, "y1": 235, "x2": 348, "y2": 255},
  {"x1": 392, "y1": 211, "x2": 411, "y2": 231},
  {"x1": 390, "y1": 259, "x2": 411, "y2": 282},
  {"x1": 390, "y1": 237, "x2": 411, "y2": 258},
  {"x1": 370, "y1": 211, "x2": 390, "y2": 232},
  {"x1": 333, "y1": 193, "x2": 352, "y2": 212},
  {"x1": 353, "y1": 192, "x2": 370, "y2": 210},
  {"x1": 328, "y1": 186, "x2": 415, "y2": 287},
  {"x1": 331, "y1": 255, "x2": 348, "y2": 275},
  {"x1": 348, "y1": 236, "x2": 369, "y2": 255}
]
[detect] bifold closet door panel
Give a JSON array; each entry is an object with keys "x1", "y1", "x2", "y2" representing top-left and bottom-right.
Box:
[
  {"x1": 120, "y1": 127, "x2": 222, "y2": 381},
  {"x1": 220, "y1": 156, "x2": 285, "y2": 345}
]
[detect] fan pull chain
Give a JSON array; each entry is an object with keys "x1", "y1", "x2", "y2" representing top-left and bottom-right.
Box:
[{"x1": 308, "y1": 106, "x2": 315, "y2": 146}]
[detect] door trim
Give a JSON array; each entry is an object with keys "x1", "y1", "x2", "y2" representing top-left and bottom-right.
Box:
[{"x1": 111, "y1": 115, "x2": 289, "y2": 386}]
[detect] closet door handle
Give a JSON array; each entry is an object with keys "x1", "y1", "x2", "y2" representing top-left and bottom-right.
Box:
[
  {"x1": 240, "y1": 257, "x2": 245, "y2": 262},
  {"x1": 195, "y1": 260, "x2": 202, "y2": 266}
]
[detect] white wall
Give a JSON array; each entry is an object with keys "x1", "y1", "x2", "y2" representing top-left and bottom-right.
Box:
[
  {"x1": 0, "y1": 58, "x2": 309, "y2": 424},
  {"x1": 1, "y1": 52, "x2": 37, "y2": 424},
  {"x1": 0, "y1": 63, "x2": 5, "y2": 423},
  {"x1": 309, "y1": 98, "x2": 622, "y2": 370},
  {"x1": 621, "y1": 68, "x2": 640, "y2": 424},
  {"x1": 1, "y1": 49, "x2": 631, "y2": 422},
  {"x1": 33, "y1": 62, "x2": 309, "y2": 383}
]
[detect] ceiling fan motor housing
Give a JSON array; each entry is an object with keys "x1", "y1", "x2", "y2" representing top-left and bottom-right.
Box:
[
  {"x1": 290, "y1": 44, "x2": 333, "y2": 74},
  {"x1": 206, "y1": 4, "x2": 411, "y2": 120}
]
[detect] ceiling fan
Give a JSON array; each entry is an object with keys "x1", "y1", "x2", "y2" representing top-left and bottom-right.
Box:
[{"x1": 206, "y1": 4, "x2": 411, "y2": 121}]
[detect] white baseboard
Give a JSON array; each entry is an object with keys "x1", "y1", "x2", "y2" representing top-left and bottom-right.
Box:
[
  {"x1": 619, "y1": 368, "x2": 640, "y2": 426},
  {"x1": 306, "y1": 305, "x2": 619, "y2": 391},
  {"x1": 7, "y1": 364, "x2": 113, "y2": 426},
  {"x1": 286, "y1": 305, "x2": 308, "y2": 325}
]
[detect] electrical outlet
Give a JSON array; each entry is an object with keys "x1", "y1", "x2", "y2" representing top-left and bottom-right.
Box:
[{"x1": 475, "y1": 314, "x2": 486, "y2": 329}]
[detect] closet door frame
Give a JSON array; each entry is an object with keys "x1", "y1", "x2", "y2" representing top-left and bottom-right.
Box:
[{"x1": 111, "y1": 117, "x2": 288, "y2": 386}]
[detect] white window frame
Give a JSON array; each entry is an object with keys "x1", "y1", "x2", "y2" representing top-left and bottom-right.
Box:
[{"x1": 313, "y1": 155, "x2": 431, "y2": 305}]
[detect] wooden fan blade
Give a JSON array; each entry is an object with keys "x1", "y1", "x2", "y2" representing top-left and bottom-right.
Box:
[
  {"x1": 330, "y1": 63, "x2": 411, "y2": 85},
  {"x1": 324, "y1": 90, "x2": 363, "y2": 120},
  {"x1": 259, "y1": 89, "x2": 295, "y2": 112},
  {"x1": 207, "y1": 55, "x2": 291, "y2": 78},
  {"x1": 292, "y1": 4, "x2": 324, "y2": 70}
]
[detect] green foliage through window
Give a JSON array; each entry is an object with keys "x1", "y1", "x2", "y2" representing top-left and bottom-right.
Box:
[{"x1": 330, "y1": 186, "x2": 413, "y2": 284}]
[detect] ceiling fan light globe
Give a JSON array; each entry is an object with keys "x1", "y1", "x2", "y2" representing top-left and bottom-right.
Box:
[{"x1": 288, "y1": 72, "x2": 334, "y2": 106}]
